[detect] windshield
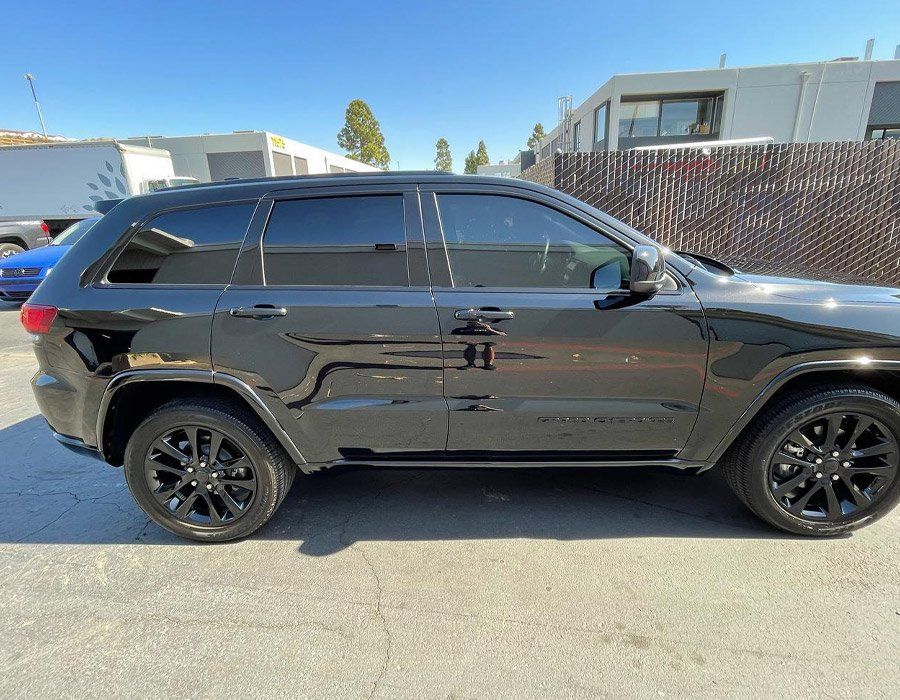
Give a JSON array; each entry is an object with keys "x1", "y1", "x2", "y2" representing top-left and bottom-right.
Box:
[{"x1": 52, "y1": 218, "x2": 99, "y2": 246}]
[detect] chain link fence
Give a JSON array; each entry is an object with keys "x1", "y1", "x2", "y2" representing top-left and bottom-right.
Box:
[{"x1": 519, "y1": 141, "x2": 900, "y2": 286}]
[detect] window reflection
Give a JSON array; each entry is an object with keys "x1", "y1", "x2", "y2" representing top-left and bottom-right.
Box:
[
  {"x1": 107, "y1": 203, "x2": 254, "y2": 284},
  {"x1": 437, "y1": 194, "x2": 630, "y2": 289}
]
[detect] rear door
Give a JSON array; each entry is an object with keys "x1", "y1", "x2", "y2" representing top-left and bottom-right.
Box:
[
  {"x1": 421, "y1": 185, "x2": 708, "y2": 459},
  {"x1": 212, "y1": 184, "x2": 446, "y2": 466}
]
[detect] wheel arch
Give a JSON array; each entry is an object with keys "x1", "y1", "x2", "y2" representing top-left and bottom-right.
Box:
[
  {"x1": 708, "y1": 360, "x2": 900, "y2": 464},
  {"x1": 0, "y1": 236, "x2": 27, "y2": 248},
  {"x1": 97, "y1": 370, "x2": 305, "y2": 467}
]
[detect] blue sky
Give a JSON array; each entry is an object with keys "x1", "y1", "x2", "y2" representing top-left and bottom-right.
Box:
[{"x1": 3, "y1": 0, "x2": 898, "y2": 171}]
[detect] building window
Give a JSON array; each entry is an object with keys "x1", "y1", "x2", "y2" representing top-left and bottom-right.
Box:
[
  {"x1": 572, "y1": 121, "x2": 582, "y2": 150},
  {"x1": 593, "y1": 102, "x2": 608, "y2": 150},
  {"x1": 660, "y1": 98, "x2": 716, "y2": 136},
  {"x1": 867, "y1": 126, "x2": 900, "y2": 140},
  {"x1": 618, "y1": 93, "x2": 723, "y2": 141},
  {"x1": 619, "y1": 101, "x2": 660, "y2": 138}
]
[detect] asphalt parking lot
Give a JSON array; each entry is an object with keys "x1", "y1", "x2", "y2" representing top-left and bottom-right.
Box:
[{"x1": 0, "y1": 303, "x2": 897, "y2": 698}]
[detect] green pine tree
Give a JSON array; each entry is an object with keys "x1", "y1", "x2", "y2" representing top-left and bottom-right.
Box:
[
  {"x1": 475, "y1": 140, "x2": 490, "y2": 166},
  {"x1": 463, "y1": 150, "x2": 478, "y2": 174},
  {"x1": 336, "y1": 99, "x2": 390, "y2": 169},
  {"x1": 434, "y1": 137, "x2": 452, "y2": 171}
]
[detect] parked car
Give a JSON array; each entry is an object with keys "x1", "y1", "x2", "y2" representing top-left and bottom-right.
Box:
[
  {"x1": 0, "y1": 217, "x2": 100, "y2": 302},
  {"x1": 22, "y1": 173, "x2": 900, "y2": 542},
  {"x1": 0, "y1": 217, "x2": 52, "y2": 260}
]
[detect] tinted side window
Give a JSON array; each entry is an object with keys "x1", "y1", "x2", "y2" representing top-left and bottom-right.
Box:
[
  {"x1": 436, "y1": 194, "x2": 630, "y2": 289},
  {"x1": 107, "y1": 203, "x2": 254, "y2": 284},
  {"x1": 263, "y1": 195, "x2": 408, "y2": 286}
]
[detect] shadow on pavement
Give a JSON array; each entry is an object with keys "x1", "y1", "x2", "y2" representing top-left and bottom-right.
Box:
[{"x1": 0, "y1": 414, "x2": 791, "y2": 551}]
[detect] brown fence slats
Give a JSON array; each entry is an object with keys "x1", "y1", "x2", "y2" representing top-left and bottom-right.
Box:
[{"x1": 519, "y1": 141, "x2": 900, "y2": 286}]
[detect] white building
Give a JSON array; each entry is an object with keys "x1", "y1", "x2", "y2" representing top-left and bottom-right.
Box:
[
  {"x1": 122, "y1": 130, "x2": 378, "y2": 182},
  {"x1": 476, "y1": 154, "x2": 523, "y2": 178},
  {"x1": 536, "y1": 55, "x2": 900, "y2": 157}
]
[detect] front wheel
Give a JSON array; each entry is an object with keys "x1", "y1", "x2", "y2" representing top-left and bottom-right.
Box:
[
  {"x1": 722, "y1": 384, "x2": 900, "y2": 536},
  {"x1": 124, "y1": 398, "x2": 295, "y2": 542}
]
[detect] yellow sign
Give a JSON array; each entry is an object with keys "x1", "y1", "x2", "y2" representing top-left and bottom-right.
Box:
[{"x1": 270, "y1": 135, "x2": 286, "y2": 149}]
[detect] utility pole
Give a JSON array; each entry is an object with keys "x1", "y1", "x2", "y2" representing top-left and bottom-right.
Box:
[{"x1": 24, "y1": 73, "x2": 48, "y2": 140}]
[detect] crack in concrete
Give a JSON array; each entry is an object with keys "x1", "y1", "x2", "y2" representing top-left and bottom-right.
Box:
[
  {"x1": 8, "y1": 486, "x2": 129, "y2": 542},
  {"x1": 333, "y1": 473, "x2": 424, "y2": 699}
]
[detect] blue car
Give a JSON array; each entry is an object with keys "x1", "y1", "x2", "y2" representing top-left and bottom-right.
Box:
[{"x1": 0, "y1": 217, "x2": 100, "y2": 303}]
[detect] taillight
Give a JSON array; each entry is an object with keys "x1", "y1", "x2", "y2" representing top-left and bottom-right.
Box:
[
  {"x1": 40, "y1": 221, "x2": 50, "y2": 234},
  {"x1": 20, "y1": 303, "x2": 58, "y2": 334}
]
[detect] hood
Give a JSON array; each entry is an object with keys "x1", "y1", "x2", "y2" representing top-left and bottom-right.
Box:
[
  {"x1": 682, "y1": 253, "x2": 900, "y2": 304},
  {"x1": 0, "y1": 244, "x2": 71, "y2": 271}
]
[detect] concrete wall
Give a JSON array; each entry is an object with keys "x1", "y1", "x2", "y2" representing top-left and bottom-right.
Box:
[
  {"x1": 541, "y1": 59, "x2": 900, "y2": 154},
  {"x1": 122, "y1": 131, "x2": 377, "y2": 182}
]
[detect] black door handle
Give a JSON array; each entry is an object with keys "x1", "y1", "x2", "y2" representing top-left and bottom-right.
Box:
[
  {"x1": 454, "y1": 308, "x2": 515, "y2": 321},
  {"x1": 229, "y1": 305, "x2": 288, "y2": 319}
]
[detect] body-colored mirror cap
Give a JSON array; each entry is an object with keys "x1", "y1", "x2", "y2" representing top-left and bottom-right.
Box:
[{"x1": 630, "y1": 244, "x2": 666, "y2": 294}]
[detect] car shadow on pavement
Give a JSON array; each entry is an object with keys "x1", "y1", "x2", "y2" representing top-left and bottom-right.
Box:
[{"x1": 0, "y1": 414, "x2": 799, "y2": 550}]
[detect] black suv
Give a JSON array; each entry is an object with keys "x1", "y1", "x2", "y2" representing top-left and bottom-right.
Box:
[{"x1": 23, "y1": 173, "x2": 900, "y2": 541}]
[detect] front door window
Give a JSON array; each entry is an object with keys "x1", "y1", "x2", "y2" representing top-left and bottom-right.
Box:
[{"x1": 436, "y1": 193, "x2": 630, "y2": 290}]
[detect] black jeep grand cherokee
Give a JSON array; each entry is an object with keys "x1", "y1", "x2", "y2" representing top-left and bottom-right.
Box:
[{"x1": 22, "y1": 173, "x2": 900, "y2": 541}]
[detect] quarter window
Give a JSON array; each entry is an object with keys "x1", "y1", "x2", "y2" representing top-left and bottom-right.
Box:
[
  {"x1": 436, "y1": 194, "x2": 630, "y2": 289},
  {"x1": 107, "y1": 202, "x2": 254, "y2": 284},
  {"x1": 262, "y1": 195, "x2": 408, "y2": 286}
]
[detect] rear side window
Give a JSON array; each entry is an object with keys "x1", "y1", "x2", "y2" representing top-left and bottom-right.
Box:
[
  {"x1": 107, "y1": 203, "x2": 254, "y2": 284},
  {"x1": 262, "y1": 195, "x2": 408, "y2": 286}
]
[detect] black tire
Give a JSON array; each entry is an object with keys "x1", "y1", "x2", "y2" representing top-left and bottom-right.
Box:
[
  {"x1": 721, "y1": 383, "x2": 900, "y2": 536},
  {"x1": 0, "y1": 243, "x2": 25, "y2": 259},
  {"x1": 124, "y1": 398, "x2": 296, "y2": 542}
]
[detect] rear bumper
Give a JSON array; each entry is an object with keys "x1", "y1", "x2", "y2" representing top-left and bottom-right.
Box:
[{"x1": 52, "y1": 431, "x2": 104, "y2": 461}]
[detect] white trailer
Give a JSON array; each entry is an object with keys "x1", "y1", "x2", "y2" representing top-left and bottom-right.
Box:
[{"x1": 0, "y1": 141, "x2": 195, "y2": 233}]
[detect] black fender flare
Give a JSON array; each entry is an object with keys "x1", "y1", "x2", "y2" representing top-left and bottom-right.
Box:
[
  {"x1": 96, "y1": 368, "x2": 306, "y2": 465},
  {"x1": 706, "y1": 358, "x2": 900, "y2": 463}
]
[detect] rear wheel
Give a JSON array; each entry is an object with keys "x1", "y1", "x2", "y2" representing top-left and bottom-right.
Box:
[
  {"x1": 722, "y1": 384, "x2": 900, "y2": 536},
  {"x1": 124, "y1": 398, "x2": 295, "y2": 542},
  {"x1": 0, "y1": 243, "x2": 25, "y2": 259}
]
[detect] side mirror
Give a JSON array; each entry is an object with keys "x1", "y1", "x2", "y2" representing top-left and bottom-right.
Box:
[{"x1": 630, "y1": 245, "x2": 667, "y2": 295}]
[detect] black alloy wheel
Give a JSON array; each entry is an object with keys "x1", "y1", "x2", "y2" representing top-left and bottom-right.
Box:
[
  {"x1": 721, "y1": 384, "x2": 900, "y2": 536},
  {"x1": 125, "y1": 398, "x2": 295, "y2": 542},
  {"x1": 144, "y1": 425, "x2": 258, "y2": 526},
  {"x1": 768, "y1": 411, "x2": 898, "y2": 521}
]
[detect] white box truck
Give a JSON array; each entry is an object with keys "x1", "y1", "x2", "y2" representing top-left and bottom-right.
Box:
[{"x1": 0, "y1": 141, "x2": 197, "y2": 234}]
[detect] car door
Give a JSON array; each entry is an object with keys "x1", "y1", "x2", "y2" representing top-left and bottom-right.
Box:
[
  {"x1": 212, "y1": 184, "x2": 447, "y2": 466},
  {"x1": 420, "y1": 185, "x2": 708, "y2": 459}
]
